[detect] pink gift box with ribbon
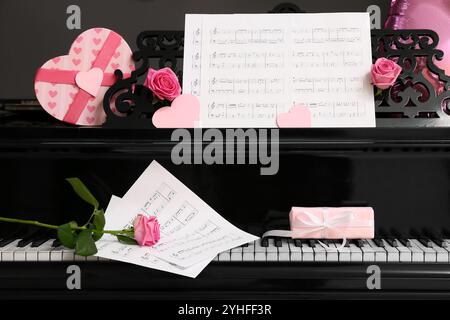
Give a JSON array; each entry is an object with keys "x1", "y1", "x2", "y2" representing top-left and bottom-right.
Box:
[
  {"x1": 289, "y1": 207, "x2": 374, "y2": 239},
  {"x1": 34, "y1": 27, "x2": 134, "y2": 126}
]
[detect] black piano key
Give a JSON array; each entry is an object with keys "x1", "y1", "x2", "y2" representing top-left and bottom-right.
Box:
[
  {"x1": 422, "y1": 228, "x2": 445, "y2": 247},
  {"x1": 309, "y1": 240, "x2": 317, "y2": 247},
  {"x1": 373, "y1": 238, "x2": 385, "y2": 247},
  {"x1": 294, "y1": 239, "x2": 302, "y2": 247},
  {"x1": 52, "y1": 239, "x2": 61, "y2": 248},
  {"x1": 390, "y1": 229, "x2": 412, "y2": 247},
  {"x1": 17, "y1": 230, "x2": 42, "y2": 248},
  {"x1": 274, "y1": 238, "x2": 282, "y2": 247},
  {"x1": 378, "y1": 228, "x2": 397, "y2": 247},
  {"x1": 356, "y1": 240, "x2": 366, "y2": 248},
  {"x1": 0, "y1": 238, "x2": 17, "y2": 247},
  {"x1": 260, "y1": 238, "x2": 269, "y2": 247},
  {"x1": 31, "y1": 235, "x2": 51, "y2": 247},
  {"x1": 240, "y1": 243, "x2": 249, "y2": 247}
]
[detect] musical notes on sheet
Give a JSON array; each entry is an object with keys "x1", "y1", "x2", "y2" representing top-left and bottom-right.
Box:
[
  {"x1": 208, "y1": 102, "x2": 286, "y2": 119},
  {"x1": 292, "y1": 50, "x2": 363, "y2": 68},
  {"x1": 292, "y1": 27, "x2": 362, "y2": 43},
  {"x1": 292, "y1": 76, "x2": 364, "y2": 94},
  {"x1": 210, "y1": 28, "x2": 284, "y2": 45},
  {"x1": 183, "y1": 13, "x2": 376, "y2": 127},
  {"x1": 96, "y1": 161, "x2": 258, "y2": 274}
]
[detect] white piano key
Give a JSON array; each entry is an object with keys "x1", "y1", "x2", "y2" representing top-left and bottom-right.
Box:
[
  {"x1": 11, "y1": 243, "x2": 33, "y2": 262},
  {"x1": 231, "y1": 246, "x2": 243, "y2": 261},
  {"x1": 406, "y1": 241, "x2": 424, "y2": 262},
  {"x1": 359, "y1": 240, "x2": 375, "y2": 262},
  {"x1": 429, "y1": 241, "x2": 449, "y2": 262},
  {"x1": 0, "y1": 240, "x2": 22, "y2": 262},
  {"x1": 409, "y1": 239, "x2": 436, "y2": 262},
  {"x1": 218, "y1": 249, "x2": 231, "y2": 261},
  {"x1": 266, "y1": 239, "x2": 278, "y2": 261},
  {"x1": 301, "y1": 243, "x2": 314, "y2": 261},
  {"x1": 335, "y1": 242, "x2": 351, "y2": 262},
  {"x1": 26, "y1": 240, "x2": 54, "y2": 261},
  {"x1": 324, "y1": 242, "x2": 339, "y2": 262},
  {"x1": 381, "y1": 239, "x2": 400, "y2": 262},
  {"x1": 277, "y1": 239, "x2": 290, "y2": 261},
  {"x1": 392, "y1": 239, "x2": 412, "y2": 262},
  {"x1": 86, "y1": 255, "x2": 99, "y2": 261},
  {"x1": 288, "y1": 240, "x2": 302, "y2": 261},
  {"x1": 366, "y1": 240, "x2": 387, "y2": 262},
  {"x1": 311, "y1": 242, "x2": 326, "y2": 261},
  {"x1": 242, "y1": 241, "x2": 255, "y2": 261},
  {"x1": 348, "y1": 243, "x2": 363, "y2": 262},
  {"x1": 254, "y1": 240, "x2": 266, "y2": 261}
]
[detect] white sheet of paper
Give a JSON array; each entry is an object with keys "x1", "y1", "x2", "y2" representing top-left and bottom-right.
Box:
[
  {"x1": 96, "y1": 196, "x2": 213, "y2": 278},
  {"x1": 183, "y1": 13, "x2": 375, "y2": 128},
  {"x1": 122, "y1": 161, "x2": 259, "y2": 268}
]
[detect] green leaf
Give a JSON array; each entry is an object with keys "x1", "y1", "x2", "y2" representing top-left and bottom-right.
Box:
[
  {"x1": 65, "y1": 178, "x2": 99, "y2": 209},
  {"x1": 92, "y1": 209, "x2": 105, "y2": 241},
  {"x1": 75, "y1": 229, "x2": 98, "y2": 256},
  {"x1": 57, "y1": 222, "x2": 78, "y2": 249},
  {"x1": 116, "y1": 235, "x2": 138, "y2": 245}
]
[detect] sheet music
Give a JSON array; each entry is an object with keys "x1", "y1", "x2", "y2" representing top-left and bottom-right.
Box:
[
  {"x1": 96, "y1": 161, "x2": 258, "y2": 275},
  {"x1": 183, "y1": 13, "x2": 375, "y2": 127},
  {"x1": 96, "y1": 196, "x2": 212, "y2": 278}
]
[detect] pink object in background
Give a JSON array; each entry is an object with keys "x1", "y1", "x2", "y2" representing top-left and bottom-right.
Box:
[
  {"x1": 276, "y1": 105, "x2": 312, "y2": 128},
  {"x1": 289, "y1": 207, "x2": 374, "y2": 239},
  {"x1": 34, "y1": 27, "x2": 135, "y2": 126},
  {"x1": 152, "y1": 94, "x2": 201, "y2": 128},
  {"x1": 385, "y1": 0, "x2": 450, "y2": 76}
]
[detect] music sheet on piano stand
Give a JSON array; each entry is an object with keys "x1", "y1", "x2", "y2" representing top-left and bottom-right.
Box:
[{"x1": 183, "y1": 13, "x2": 375, "y2": 128}]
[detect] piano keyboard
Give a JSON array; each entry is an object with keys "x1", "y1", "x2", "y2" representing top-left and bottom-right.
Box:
[{"x1": 1, "y1": 237, "x2": 450, "y2": 263}]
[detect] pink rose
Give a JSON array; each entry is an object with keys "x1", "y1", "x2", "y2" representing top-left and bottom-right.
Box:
[
  {"x1": 144, "y1": 67, "x2": 181, "y2": 101},
  {"x1": 133, "y1": 214, "x2": 160, "y2": 246},
  {"x1": 371, "y1": 57, "x2": 402, "y2": 90}
]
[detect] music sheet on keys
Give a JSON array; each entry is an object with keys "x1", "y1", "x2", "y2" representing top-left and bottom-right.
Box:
[
  {"x1": 183, "y1": 13, "x2": 375, "y2": 127},
  {"x1": 96, "y1": 161, "x2": 258, "y2": 277}
]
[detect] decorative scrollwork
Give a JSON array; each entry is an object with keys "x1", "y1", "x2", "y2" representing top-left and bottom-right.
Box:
[
  {"x1": 269, "y1": 2, "x2": 305, "y2": 13},
  {"x1": 103, "y1": 31, "x2": 183, "y2": 128},
  {"x1": 372, "y1": 29, "x2": 450, "y2": 126}
]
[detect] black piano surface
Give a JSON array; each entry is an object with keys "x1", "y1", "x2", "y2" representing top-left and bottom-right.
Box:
[{"x1": 0, "y1": 108, "x2": 450, "y2": 300}]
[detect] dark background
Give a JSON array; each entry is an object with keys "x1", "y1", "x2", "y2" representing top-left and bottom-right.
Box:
[{"x1": 0, "y1": 0, "x2": 390, "y2": 99}]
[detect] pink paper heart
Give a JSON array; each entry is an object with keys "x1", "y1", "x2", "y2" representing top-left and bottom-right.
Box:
[
  {"x1": 111, "y1": 63, "x2": 119, "y2": 70},
  {"x1": 72, "y1": 58, "x2": 81, "y2": 66},
  {"x1": 94, "y1": 28, "x2": 103, "y2": 34},
  {"x1": 75, "y1": 67, "x2": 104, "y2": 97},
  {"x1": 93, "y1": 38, "x2": 102, "y2": 46},
  {"x1": 276, "y1": 105, "x2": 312, "y2": 128},
  {"x1": 86, "y1": 116, "x2": 95, "y2": 124},
  {"x1": 75, "y1": 36, "x2": 83, "y2": 43},
  {"x1": 73, "y1": 47, "x2": 82, "y2": 54},
  {"x1": 152, "y1": 94, "x2": 200, "y2": 128},
  {"x1": 52, "y1": 57, "x2": 61, "y2": 64},
  {"x1": 113, "y1": 52, "x2": 121, "y2": 59},
  {"x1": 87, "y1": 105, "x2": 96, "y2": 113},
  {"x1": 48, "y1": 102, "x2": 57, "y2": 109},
  {"x1": 48, "y1": 90, "x2": 58, "y2": 98}
]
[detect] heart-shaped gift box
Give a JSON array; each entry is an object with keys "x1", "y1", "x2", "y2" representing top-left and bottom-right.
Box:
[{"x1": 34, "y1": 27, "x2": 134, "y2": 126}]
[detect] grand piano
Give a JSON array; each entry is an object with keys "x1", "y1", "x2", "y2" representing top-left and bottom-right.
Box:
[{"x1": 1, "y1": 1, "x2": 450, "y2": 300}]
